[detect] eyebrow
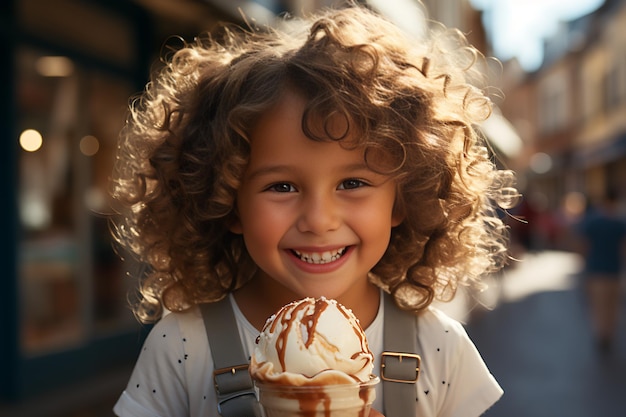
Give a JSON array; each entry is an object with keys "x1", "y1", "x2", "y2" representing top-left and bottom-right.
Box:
[
  {"x1": 245, "y1": 165, "x2": 292, "y2": 181},
  {"x1": 245, "y1": 162, "x2": 372, "y2": 181}
]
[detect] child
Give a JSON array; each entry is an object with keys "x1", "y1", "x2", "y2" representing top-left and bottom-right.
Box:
[{"x1": 110, "y1": 4, "x2": 518, "y2": 416}]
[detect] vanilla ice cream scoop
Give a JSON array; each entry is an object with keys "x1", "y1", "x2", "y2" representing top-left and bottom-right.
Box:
[{"x1": 250, "y1": 297, "x2": 374, "y2": 385}]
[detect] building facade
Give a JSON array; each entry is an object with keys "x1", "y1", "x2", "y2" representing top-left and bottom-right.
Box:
[{"x1": 498, "y1": 0, "x2": 626, "y2": 250}]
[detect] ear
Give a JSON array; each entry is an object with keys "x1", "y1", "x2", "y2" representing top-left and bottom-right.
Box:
[
  {"x1": 228, "y1": 219, "x2": 243, "y2": 235},
  {"x1": 391, "y1": 211, "x2": 404, "y2": 227},
  {"x1": 391, "y1": 195, "x2": 405, "y2": 227},
  {"x1": 227, "y1": 207, "x2": 243, "y2": 234}
]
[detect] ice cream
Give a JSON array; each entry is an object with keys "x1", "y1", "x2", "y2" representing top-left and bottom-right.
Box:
[
  {"x1": 250, "y1": 297, "x2": 374, "y2": 384},
  {"x1": 250, "y1": 297, "x2": 378, "y2": 416}
]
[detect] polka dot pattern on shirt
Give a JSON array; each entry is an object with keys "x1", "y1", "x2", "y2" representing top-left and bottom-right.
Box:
[
  {"x1": 417, "y1": 326, "x2": 452, "y2": 402},
  {"x1": 132, "y1": 333, "x2": 191, "y2": 399}
]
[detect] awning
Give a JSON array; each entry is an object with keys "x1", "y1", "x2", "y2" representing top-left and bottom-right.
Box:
[{"x1": 478, "y1": 108, "x2": 524, "y2": 158}]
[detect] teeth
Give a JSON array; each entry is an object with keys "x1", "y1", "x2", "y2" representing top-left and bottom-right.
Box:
[{"x1": 294, "y1": 248, "x2": 347, "y2": 264}]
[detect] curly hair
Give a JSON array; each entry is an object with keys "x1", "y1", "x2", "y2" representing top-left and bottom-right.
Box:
[{"x1": 110, "y1": 4, "x2": 519, "y2": 323}]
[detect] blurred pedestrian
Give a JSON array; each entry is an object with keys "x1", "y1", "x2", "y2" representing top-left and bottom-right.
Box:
[{"x1": 577, "y1": 190, "x2": 626, "y2": 354}]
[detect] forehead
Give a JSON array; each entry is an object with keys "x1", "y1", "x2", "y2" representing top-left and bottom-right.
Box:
[
  {"x1": 255, "y1": 86, "x2": 352, "y2": 138},
  {"x1": 247, "y1": 87, "x2": 400, "y2": 176},
  {"x1": 247, "y1": 89, "x2": 365, "y2": 168},
  {"x1": 252, "y1": 89, "x2": 305, "y2": 140}
]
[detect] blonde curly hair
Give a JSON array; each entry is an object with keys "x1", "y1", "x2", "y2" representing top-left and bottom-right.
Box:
[{"x1": 110, "y1": 4, "x2": 519, "y2": 323}]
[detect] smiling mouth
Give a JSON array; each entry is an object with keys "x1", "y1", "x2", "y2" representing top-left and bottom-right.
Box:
[{"x1": 292, "y1": 247, "x2": 348, "y2": 264}]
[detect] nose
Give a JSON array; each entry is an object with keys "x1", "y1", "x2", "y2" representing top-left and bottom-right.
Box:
[{"x1": 296, "y1": 193, "x2": 341, "y2": 235}]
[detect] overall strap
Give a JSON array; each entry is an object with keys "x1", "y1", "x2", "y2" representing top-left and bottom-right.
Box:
[
  {"x1": 382, "y1": 292, "x2": 421, "y2": 417},
  {"x1": 200, "y1": 298, "x2": 263, "y2": 417}
]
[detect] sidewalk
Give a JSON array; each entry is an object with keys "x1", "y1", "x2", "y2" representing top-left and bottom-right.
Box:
[{"x1": 460, "y1": 250, "x2": 626, "y2": 417}]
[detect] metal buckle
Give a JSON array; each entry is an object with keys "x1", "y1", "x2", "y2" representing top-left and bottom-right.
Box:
[
  {"x1": 380, "y1": 352, "x2": 421, "y2": 383},
  {"x1": 213, "y1": 364, "x2": 250, "y2": 393}
]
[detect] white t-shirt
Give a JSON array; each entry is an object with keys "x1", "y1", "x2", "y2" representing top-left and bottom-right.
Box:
[{"x1": 114, "y1": 294, "x2": 502, "y2": 417}]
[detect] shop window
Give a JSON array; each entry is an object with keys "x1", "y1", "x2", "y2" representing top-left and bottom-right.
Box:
[
  {"x1": 603, "y1": 64, "x2": 620, "y2": 113},
  {"x1": 17, "y1": 47, "x2": 136, "y2": 356}
]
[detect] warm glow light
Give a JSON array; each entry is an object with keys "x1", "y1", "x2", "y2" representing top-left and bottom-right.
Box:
[
  {"x1": 563, "y1": 192, "x2": 587, "y2": 220},
  {"x1": 20, "y1": 129, "x2": 43, "y2": 152},
  {"x1": 529, "y1": 152, "x2": 553, "y2": 174},
  {"x1": 80, "y1": 135, "x2": 100, "y2": 156},
  {"x1": 35, "y1": 56, "x2": 74, "y2": 77}
]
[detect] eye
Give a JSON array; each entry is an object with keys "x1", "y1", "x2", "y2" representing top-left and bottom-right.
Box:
[
  {"x1": 338, "y1": 179, "x2": 367, "y2": 190},
  {"x1": 266, "y1": 183, "x2": 297, "y2": 193}
]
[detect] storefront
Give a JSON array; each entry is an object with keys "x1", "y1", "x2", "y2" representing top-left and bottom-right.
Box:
[
  {"x1": 0, "y1": 0, "x2": 157, "y2": 401},
  {"x1": 0, "y1": 0, "x2": 254, "y2": 406}
]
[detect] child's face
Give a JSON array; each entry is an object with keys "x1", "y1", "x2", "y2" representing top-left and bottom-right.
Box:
[{"x1": 231, "y1": 89, "x2": 402, "y2": 301}]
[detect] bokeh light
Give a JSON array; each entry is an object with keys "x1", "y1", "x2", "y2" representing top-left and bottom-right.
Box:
[{"x1": 19, "y1": 129, "x2": 43, "y2": 152}]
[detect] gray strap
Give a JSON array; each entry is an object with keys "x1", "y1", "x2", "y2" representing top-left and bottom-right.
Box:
[
  {"x1": 382, "y1": 292, "x2": 420, "y2": 417},
  {"x1": 200, "y1": 298, "x2": 263, "y2": 417}
]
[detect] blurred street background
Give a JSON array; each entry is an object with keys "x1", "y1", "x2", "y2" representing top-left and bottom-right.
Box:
[
  {"x1": 468, "y1": 251, "x2": 626, "y2": 417},
  {"x1": 2, "y1": 0, "x2": 626, "y2": 416}
]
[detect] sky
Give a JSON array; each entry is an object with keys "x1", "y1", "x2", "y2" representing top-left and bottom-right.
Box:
[{"x1": 470, "y1": 0, "x2": 605, "y2": 71}]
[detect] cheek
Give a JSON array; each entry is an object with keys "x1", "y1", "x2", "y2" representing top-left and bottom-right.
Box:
[
  {"x1": 375, "y1": 199, "x2": 399, "y2": 241},
  {"x1": 376, "y1": 189, "x2": 401, "y2": 227},
  {"x1": 238, "y1": 201, "x2": 289, "y2": 245},
  {"x1": 352, "y1": 202, "x2": 395, "y2": 238},
  {"x1": 243, "y1": 203, "x2": 289, "y2": 231}
]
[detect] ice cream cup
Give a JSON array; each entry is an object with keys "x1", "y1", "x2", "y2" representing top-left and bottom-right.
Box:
[{"x1": 255, "y1": 376, "x2": 379, "y2": 417}]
